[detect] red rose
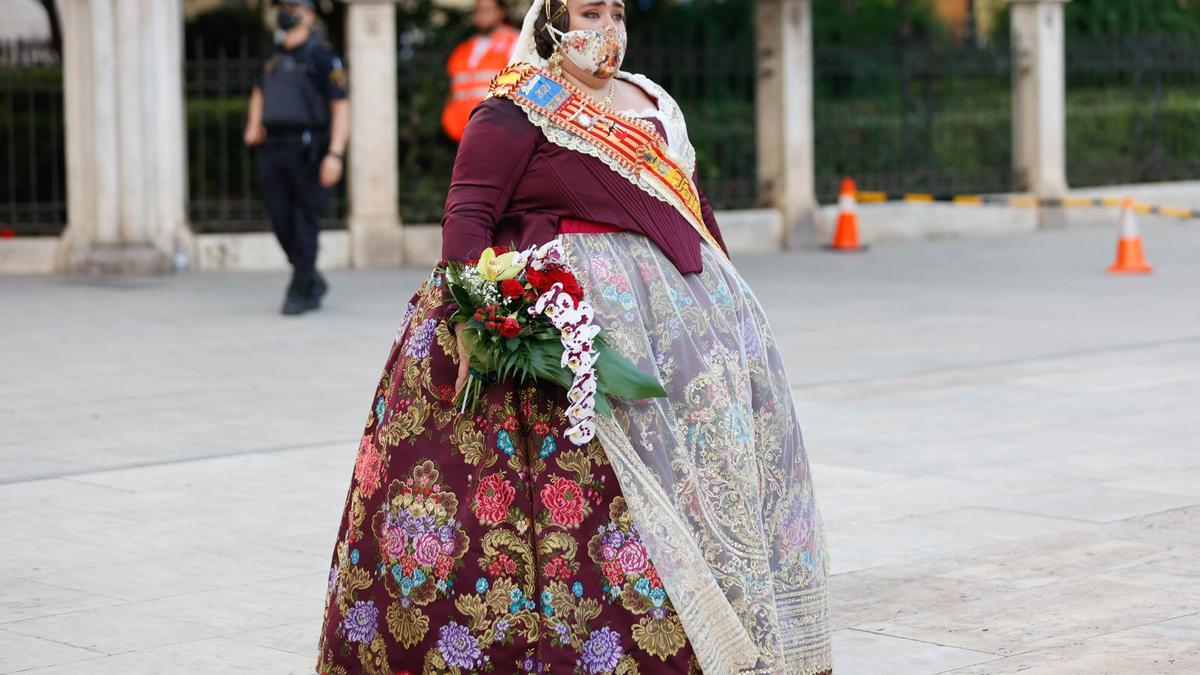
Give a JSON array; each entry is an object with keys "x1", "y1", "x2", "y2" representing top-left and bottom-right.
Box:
[
  {"x1": 491, "y1": 245, "x2": 510, "y2": 255},
  {"x1": 499, "y1": 317, "x2": 521, "y2": 338},
  {"x1": 540, "y1": 477, "x2": 586, "y2": 527},
  {"x1": 532, "y1": 420, "x2": 551, "y2": 436},
  {"x1": 525, "y1": 267, "x2": 551, "y2": 292},
  {"x1": 474, "y1": 473, "x2": 516, "y2": 524},
  {"x1": 500, "y1": 279, "x2": 526, "y2": 299},
  {"x1": 529, "y1": 265, "x2": 584, "y2": 303}
]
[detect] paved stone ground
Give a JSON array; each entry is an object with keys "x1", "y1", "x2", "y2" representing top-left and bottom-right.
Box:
[{"x1": 2, "y1": 222, "x2": 1199, "y2": 674}]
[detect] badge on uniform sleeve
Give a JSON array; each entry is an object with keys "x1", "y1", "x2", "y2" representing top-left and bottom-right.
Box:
[{"x1": 330, "y1": 57, "x2": 348, "y2": 92}]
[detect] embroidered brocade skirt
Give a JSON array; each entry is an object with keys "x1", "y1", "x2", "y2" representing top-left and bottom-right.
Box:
[{"x1": 317, "y1": 233, "x2": 832, "y2": 674}]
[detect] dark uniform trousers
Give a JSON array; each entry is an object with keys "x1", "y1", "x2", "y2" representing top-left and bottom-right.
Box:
[{"x1": 258, "y1": 130, "x2": 329, "y2": 273}]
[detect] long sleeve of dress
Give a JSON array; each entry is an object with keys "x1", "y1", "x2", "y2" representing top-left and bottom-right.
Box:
[
  {"x1": 693, "y1": 169, "x2": 730, "y2": 256},
  {"x1": 440, "y1": 98, "x2": 542, "y2": 263}
]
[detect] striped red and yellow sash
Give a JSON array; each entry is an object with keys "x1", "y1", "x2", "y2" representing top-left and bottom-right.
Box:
[{"x1": 489, "y1": 63, "x2": 726, "y2": 258}]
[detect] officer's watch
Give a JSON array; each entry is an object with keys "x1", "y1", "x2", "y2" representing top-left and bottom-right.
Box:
[{"x1": 327, "y1": 151, "x2": 345, "y2": 162}]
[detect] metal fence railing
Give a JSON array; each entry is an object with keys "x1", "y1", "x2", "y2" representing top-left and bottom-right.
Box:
[
  {"x1": 8, "y1": 34, "x2": 1200, "y2": 237},
  {"x1": 0, "y1": 40, "x2": 66, "y2": 236},
  {"x1": 1066, "y1": 36, "x2": 1200, "y2": 188},
  {"x1": 631, "y1": 22, "x2": 759, "y2": 211},
  {"x1": 186, "y1": 39, "x2": 348, "y2": 233},
  {"x1": 814, "y1": 39, "x2": 1014, "y2": 203}
]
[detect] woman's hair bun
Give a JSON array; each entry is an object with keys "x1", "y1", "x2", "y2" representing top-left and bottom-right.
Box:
[{"x1": 532, "y1": 0, "x2": 570, "y2": 60}]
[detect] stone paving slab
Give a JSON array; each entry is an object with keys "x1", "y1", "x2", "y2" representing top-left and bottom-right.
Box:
[
  {"x1": 946, "y1": 629, "x2": 1200, "y2": 675},
  {"x1": 2, "y1": 223, "x2": 1199, "y2": 673}
]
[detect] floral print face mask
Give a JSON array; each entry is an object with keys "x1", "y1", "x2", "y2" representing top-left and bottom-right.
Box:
[{"x1": 548, "y1": 24, "x2": 627, "y2": 79}]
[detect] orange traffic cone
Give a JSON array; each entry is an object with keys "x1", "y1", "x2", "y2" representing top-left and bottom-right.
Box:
[
  {"x1": 826, "y1": 177, "x2": 867, "y2": 251},
  {"x1": 1107, "y1": 198, "x2": 1152, "y2": 274}
]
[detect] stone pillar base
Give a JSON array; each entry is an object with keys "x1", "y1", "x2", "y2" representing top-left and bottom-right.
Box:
[
  {"x1": 786, "y1": 207, "x2": 824, "y2": 249},
  {"x1": 350, "y1": 217, "x2": 405, "y2": 268},
  {"x1": 1037, "y1": 206, "x2": 1070, "y2": 230},
  {"x1": 65, "y1": 244, "x2": 172, "y2": 275}
]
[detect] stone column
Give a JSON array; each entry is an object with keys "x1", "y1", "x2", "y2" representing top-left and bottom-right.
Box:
[
  {"x1": 1010, "y1": 0, "x2": 1070, "y2": 199},
  {"x1": 147, "y1": 0, "x2": 188, "y2": 255},
  {"x1": 58, "y1": 0, "x2": 188, "y2": 273},
  {"x1": 343, "y1": 0, "x2": 403, "y2": 267},
  {"x1": 755, "y1": 0, "x2": 819, "y2": 248}
]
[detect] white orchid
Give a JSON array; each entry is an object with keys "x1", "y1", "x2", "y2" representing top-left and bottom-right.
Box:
[
  {"x1": 565, "y1": 420, "x2": 596, "y2": 445},
  {"x1": 529, "y1": 272, "x2": 604, "y2": 446}
]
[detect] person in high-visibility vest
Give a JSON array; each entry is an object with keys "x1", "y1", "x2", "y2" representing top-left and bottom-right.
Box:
[{"x1": 441, "y1": 0, "x2": 519, "y2": 142}]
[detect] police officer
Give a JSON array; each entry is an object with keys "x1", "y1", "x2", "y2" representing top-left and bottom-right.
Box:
[{"x1": 244, "y1": 0, "x2": 349, "y2": 316}]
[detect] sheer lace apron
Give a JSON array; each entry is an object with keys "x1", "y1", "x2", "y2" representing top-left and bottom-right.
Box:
[{"x1": 560, "y1": 233, "x2": 832, "y2": 675}]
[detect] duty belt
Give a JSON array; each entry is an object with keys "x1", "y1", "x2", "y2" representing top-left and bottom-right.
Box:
[{"x1": 263, "y1": 128, "x2": 326, "y2": 145}]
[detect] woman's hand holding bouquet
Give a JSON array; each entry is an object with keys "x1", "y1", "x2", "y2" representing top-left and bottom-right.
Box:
[{"x1": 446, "y1": 240, "x2": 666, "y2": 445}]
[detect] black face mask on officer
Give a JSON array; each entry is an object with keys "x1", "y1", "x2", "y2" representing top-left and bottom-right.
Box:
[{"x1": 277, "y1": 10, "x2": 302, "y2": 31}]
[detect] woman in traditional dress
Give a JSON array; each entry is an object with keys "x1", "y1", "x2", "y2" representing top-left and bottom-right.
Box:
[{"x1": 317, "y1": 1, "x2": 831, "y2": 673}]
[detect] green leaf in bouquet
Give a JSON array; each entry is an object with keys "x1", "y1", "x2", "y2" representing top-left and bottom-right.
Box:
[
  {"x1": 526, "y1": 340, "x2": 574, "y2": 389},
  {"x1": 593, "y1": 391, "x2": 615, "y2": 418},
  {"x1": 593, "y1": 338, "x2": 668, "y2": 401},
  {"x1": 449, "y1": 282, "x2": 476, "y2": 315}
]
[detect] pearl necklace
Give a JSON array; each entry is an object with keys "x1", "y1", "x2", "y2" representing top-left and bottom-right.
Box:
[{"x1": 602, "y1": 79, "x2": 616, "y2": 109}]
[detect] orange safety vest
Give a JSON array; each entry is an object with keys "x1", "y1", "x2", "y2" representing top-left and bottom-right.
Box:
[{"x1": 441, "y1": 25, "x2": 520, "y2": 142}]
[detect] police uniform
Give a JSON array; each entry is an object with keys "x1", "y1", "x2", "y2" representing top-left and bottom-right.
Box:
[{"x1": 255, "y1": 34, "x2": 347, "y2": 307}]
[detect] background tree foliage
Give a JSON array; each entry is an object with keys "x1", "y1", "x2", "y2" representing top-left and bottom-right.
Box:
[{"x1": 1064, "y1": 0, "x2": 1200, "y2": 36}]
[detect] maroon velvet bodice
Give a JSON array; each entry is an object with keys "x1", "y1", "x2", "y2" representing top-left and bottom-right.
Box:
[{"x1": 439, "y1": 97, "x2": 728, "y2": 275}]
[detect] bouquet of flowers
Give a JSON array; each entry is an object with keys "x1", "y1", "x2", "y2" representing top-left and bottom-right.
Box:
[{"x1": 445, "y1": 240, "x2": 667, "y2": 446}]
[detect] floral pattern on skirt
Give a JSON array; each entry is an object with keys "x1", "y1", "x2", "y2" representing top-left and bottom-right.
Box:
[{"x1": 316, "y1": 271, "x2": 701, "y2": 674}]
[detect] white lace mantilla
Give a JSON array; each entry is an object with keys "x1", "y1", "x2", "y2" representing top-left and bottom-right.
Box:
[{"x1": 560, "y1": 234, "x2": 833, "y2": 675}]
